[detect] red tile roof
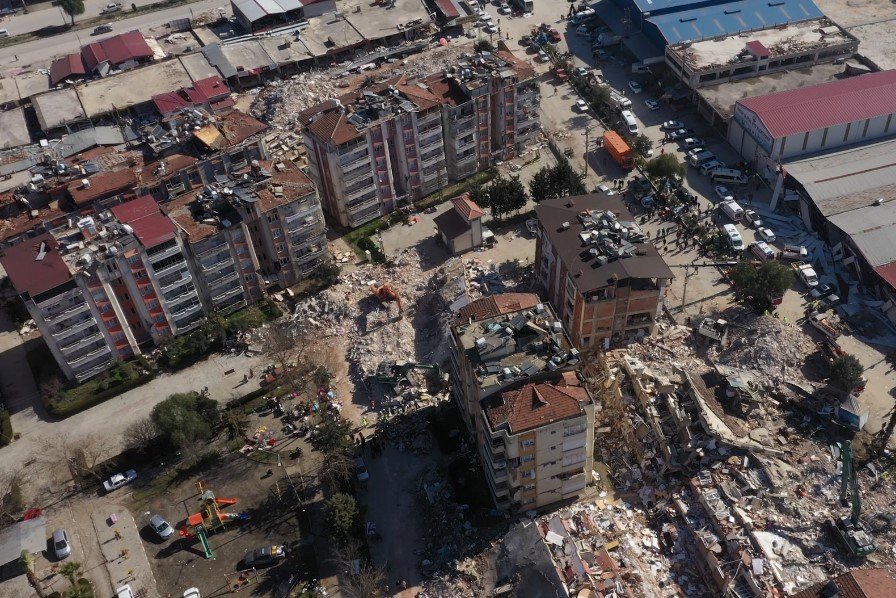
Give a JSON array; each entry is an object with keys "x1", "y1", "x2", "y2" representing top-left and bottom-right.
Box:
[
  {"x1": 50, "y1": 53, "x2": 87, "y2": 86},
  {"x1": 793, "y1": 569, "x2": 896, "y2": 598},
  {"x1": 81, "y1": 42, "x2": 109, "y2": 71},
  {"x1": 738, "y1": 70, "x2": 896, "y2": 138},
  {"x1": 111, "y1": 195, "x2": 176, "y2": 248},
  {"x1": 67, "y1": 169, "x2": 138, "y2": 206},
  {"x1": 434, "y1": 0, "x2": 459, "y2": 20},
  {"x1": 152, "y1": 76, "x2": 230, "y2": 115},
  {"x1": 99, "y1": 30, "x2": 153, "y2": 65},
  {"x1": 300, "y1": 100, "x2": 364, "y2": 145},
  {"x1": 452, "y1": 193, "x2": 485, "y2": 221},
  {"x1": 0, "y1": 233, "x2": 72, "y2": 297},
  {"x1": 458, "y1": 293, "x2": 540, "y2": 321},
  {"x1": 485, "y1": 379, "x2": 589, "y2": 434},
  {"x1": 192, "y1": 76, "x2": 230, "y2": 102}
]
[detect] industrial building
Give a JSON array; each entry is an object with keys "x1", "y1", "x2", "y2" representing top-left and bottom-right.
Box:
[
  {"x1": 728, "y1": 69, "x2": 896, "y2": 174},
  {"x1": 534, "y1": 194, "x2": 673, "y2": 350},
  {"x1": 300, "y1": 47, "x2": 539, "y2": 228},
  {"x1": 449, "y1": 300, "x2": 594, "y2": 512},
  {"x1": 231, "y1": 0, "x2": 334, "y2": 33},
  {"x1": 593, "y1": 0, "x2": 826, "y2": 60}
]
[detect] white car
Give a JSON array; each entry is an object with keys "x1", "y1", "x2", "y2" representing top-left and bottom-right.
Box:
[
  {"x1": 757, "y1": 227, "x2": 776, "y2": 243},
  {"x1": 714, "y1": 185, "x2": 734, "y2": 201},
  {"x1": 115, "y1": 586, "x2": 134, "y2": 598},
  {"x1": 103, "y1": 469, "x2": 137, "y2": 492},
  {"x1": 682, "y1": 137, "x2": 704, "y2": 148},
  {"x1": 628, "y1": 80, "x2": 642, "y2": 93},
  {"x1": 661, "y1": 120, "x2": 684, "y2": 130},
  {"x1": 183, "y1": 589, "x2": 201, "y2": 598},
  {"x1": 699, "y1": 160, "x2": 724, "y2": 175},
  {"x1": 595, "y1": 184, "x2": 615, "y2": 196},
  {"x1": 484, "y1": 24, "x2": 498, "y2": 34},
  {"x1": 644, "y1": 98, "x2": 660, "y2": 111},
  {"x1": 575, "y1": 99, "x2": 588, "y2": 112},
  {"x1": 498, "y1": 2, "x2": 511, "y2": 14},
  {"x1": 744, "y1": 209, "x2": 762, "y2": 227}
]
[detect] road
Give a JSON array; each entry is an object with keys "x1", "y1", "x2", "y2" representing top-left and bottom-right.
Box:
[{"x1": 0, "y1": 0, "x2": 228, "y2": 68}]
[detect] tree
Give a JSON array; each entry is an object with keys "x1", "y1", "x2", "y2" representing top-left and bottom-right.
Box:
[
  {"x1": 259, "y1": 320, "x2": 313, "y2": 391},
  {"x1": 528, "y1": 158, "x2": 586, "y2": 202},
  {"x1": 632, "y1": 134, "x2": 653, "y2": 157},
  {"x1": 318, "y1": 449, "x2": 355, "y2": 491},
  {"x1": 123, "y1": 418, "x2": 158, "y2": 453},
  {"x1": 59, "y1": 562, "x2": 82, "y2": 588},
  {"x1": 310, "y1": 416, "x2": 353, "y2": 455},
  {"x1": 331, "y1": 540, "x2": 387, "y2": 598},
  {"x1": 151, "y1": 392, "x2": 220, "y2": 448},
  {"x1": 644, "y1": 153, "x2": 685, "y2": 181},
  {"x1": 326, "y1": 493, "x2": 358, "y2": 544},
  {"x1": 830, "y1": 354, "x2": 864, "y2": 393},
  {"x1": 58, "y1": 0, "x2": 85, "y2": 25},
  {"x1": 729, "y1": 261, "x2": 793, "y2": 313},
  {"x1": 476, "y1": 175, "x2": 527, "y2": 220},
  {"x1": 20, "y1": 550, "x2": 47, "y2": 598},
  {"x1": 528, "y1": 167, "x2": 555, "y2": 203}
]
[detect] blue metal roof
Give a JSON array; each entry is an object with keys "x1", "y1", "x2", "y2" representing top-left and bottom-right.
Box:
[
  {"x1": 646, "y1": 0, "x2": 823, "y2": 45},
  {"x1": 626, "y1": 0, "x2": 722, "y2": 17}
]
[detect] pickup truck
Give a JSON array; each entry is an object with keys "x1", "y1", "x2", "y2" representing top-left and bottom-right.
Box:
[
  {"x1": 103, "y1": 470, "x2": 137, "y2": 492},
  {"x1": 781, "y1": 244, "x2": 808, "y2": 261},
  {"x1": 809, "y1": 312, "x2": 842, "y2": 339},
  {"x1": 791, "y1": 261, "x2": 818, "y2": 288}
]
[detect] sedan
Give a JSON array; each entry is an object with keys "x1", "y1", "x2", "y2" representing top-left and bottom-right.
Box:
[
  {"x1": 644, "y1": 98, "x2": 661, "y2": 111},
  {"x1": 627, "y1": 81, "x2": 643, "y2": 94},
  {"x1": 743, "y1": 209, "x2": 762, "y2": 227},
  {"x1": 757, "y1": 227, "x2": 776, "y2": 243},
  {"x1": 244, "y1": 545, "x2": 286, "y2": 568},
  {"x1": 668, "y1": 128, "x2": 691, "y2": 140},
  {"x1": 484, "y1": 24, "x2": 498, "y2": 34},
  {"x1": 574, "y1": 66, "x2": 588, "y2": 77},
  {"x1": 595, "y1": 184, "x2": 615, "y2": 195},
  {"x1": 498, "y1": 3, "x2": 511, "y2": 13},
  {"x1": 714, "y1": 185, "x2": 734, "y2": 201},
  {"x1": 150, "y1": 514, "x2": 174, "y2": 540},
  {"x1": 575, "y1": 99, "x2": 588, "y2": 112},
  {"x1": 682, "y1": 137, "x2": 704, "y2": 148},
  {"x1": 661, "y1": 120, "x2": 684, "y2": 130},
  {"x1": 53, "y1": 529, "x2": 72, "y2": 560},
  {"x1": 809, "y1": 283, "x2": 838, "y2": 299},
  {"x1": 103, "y1": 469, "x2": 137, "y2": 492}
]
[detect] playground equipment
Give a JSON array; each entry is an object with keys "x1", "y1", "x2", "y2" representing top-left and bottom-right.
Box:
[{"x1": 178, "y1": 481, "x2": 250, "y2": 558}]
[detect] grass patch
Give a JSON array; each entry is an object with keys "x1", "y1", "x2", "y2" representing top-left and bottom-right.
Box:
[{"x1": 414, "y1": 169, "x2": 497, "y2": 211}]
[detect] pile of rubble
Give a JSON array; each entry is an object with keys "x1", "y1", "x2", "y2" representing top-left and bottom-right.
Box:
[
  {"x1": 708, "y1": 314, "x2": 817, "y2": 384},
  {"x1": 251, "y1": 70, "x2": 340, "y2": 129}
]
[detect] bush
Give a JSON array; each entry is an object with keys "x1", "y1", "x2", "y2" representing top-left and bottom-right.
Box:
[
  {"x1": 357, "y1": 236, "x2": 386, "y2": 263},
  {"x1": 0, "y1": 408, "x2": 12, "y2": 446},
  {"x1": 47, "y1": 361, "x2": 155, "y2": 419},
  {"x1": 326, "y1": 493, "x2": 358, "y2": 544},
  {"x1": 151, "y1": 392, "x2": 221, "y2": 448}
]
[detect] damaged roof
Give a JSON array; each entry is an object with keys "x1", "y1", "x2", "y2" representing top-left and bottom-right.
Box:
[
  {"x1": 0, "y1": 234, "x2": 72, "y2": 297},
  {"x1": 457, "y1": 293, "x2": 540, "y2": 321},
  {"x1": 484, "y1": 379, "x2": 590, "y2": 435},
  {"x1": 110, "y1": 195, "x2": 177, "y2": 248}
]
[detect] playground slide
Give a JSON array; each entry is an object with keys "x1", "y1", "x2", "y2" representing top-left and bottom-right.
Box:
[
  {"x1": 213, "y1": 497, "x2": 238, "y2": 506},
  {"x1": 195, "y1": 526, "x2": 213, "y2": 559}
]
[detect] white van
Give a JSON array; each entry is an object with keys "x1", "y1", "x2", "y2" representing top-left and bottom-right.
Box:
[
  {"x1": 720, "y1": 199, "x2": 744, "y2": 221},
  {"x1": 750, "y1": 241, "x2": 776, "y2": 261},
  {"x1": 620, "y1": 110, "x2": 638, "y2": 135},
  {"x1": 721, "y1": 224, "x2": 745, "y2": 251},
  {"x1": 688, "y1": 151, "x2": 716, "y2": 167},
  {"x1": 712, "y1": 168, "x2": 748, "y2": 185}
]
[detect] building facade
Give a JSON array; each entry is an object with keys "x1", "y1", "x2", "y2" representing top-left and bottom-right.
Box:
[
  {"x1": 450, "y1": 299, "x2": 593, "y2": 512},
  {"x1": 301, "y1": 47, "x2": 540, "y2": 228},
  {"x1": 534, "y1": 195, "x2": 673, "y2": 350}
]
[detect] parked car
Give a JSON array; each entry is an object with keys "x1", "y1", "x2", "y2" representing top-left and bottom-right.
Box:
[
  {"x1": 574, "y1": 66, "x2": 588, "y2": 77},
  {"x1": 714, "y1": 185, "x2": 734, "y2": 201},
  {"x1": 115, "y1": 585, "x2": 134, "y2": 598},
  {"x1": 183, "y1": 590, "x2": 201, "y2": 598},
  {"x1": 593, "y1": 48, "x2": 608, "y2": 60},
  {"x1": 668, "y1": 128, "x2": 691, "y2": 140},
  {"x1": 150, "y1": 515, "x2": 174, "y2": 540},
  {"x1": 819, "y1": 293, "x2": 841, "y2": 310},
  {"x1": 537, "y1": 50, "x2": 548, "y2": 62},
  {"x1": 644, "y1": 98, "x2": 660, "y2": 111},
  {"x1": 757, "y1": 227, "x2": 776, "y2": 243},
  {"x1": 661, "y1": 120, "x2": 684, "y2": 130},
  {"x1": 92, "y1": 24, "x2": 113, "y2": 35},
  {"x1": 627, "y1": 80, "x2": 642, "y2": 93},
  {"x1": 100, "y1": 2, "x2": 122, "y2": 13},
  {"x1": 595, "y1": 184, "x2": 615, "y2": 195},
  {"x1": 354, "y1": 456, "x2": 369, "y2": 482},
  {"x1": 575, "y1": 25, "x2": 590, "y2": 36},
  {"x1": 743, "y1": 209, "x2": 762, "y2": 227},
  {"x1": 484, "y1": 24, "x2": 498, "y2": 34},
  {"x1": 575, "y1": 99, "x2": 588, "y2": 112},
  {"x1": 243, "y1": 545, "x2": 286, "y2": 568},
  {"x1": 52, "y1": 529, "x2": 71, "y2": 560},
  {"x1": 699, "y1": 160, "x2": 725, "y2": 175},
  {"x1": 103, "y1": 470, "x2": 137, "y2": 492},
  {"x1": 682, "y1": 137, "x2": 704, "y2": 148},
  {"x1": 749, "y1": 241, "x2": 776, "y2": 261},
  {"x1": 498, "y1": 2, "x2": 511, "y2": 14},
  {"x1": 809, "y1": 283, "x2": 838, "y2": 299}
]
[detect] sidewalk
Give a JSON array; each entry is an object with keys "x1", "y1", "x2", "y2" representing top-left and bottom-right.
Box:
[{"x1": 92, "y1": 506, "x2": 159, "y2": 597}]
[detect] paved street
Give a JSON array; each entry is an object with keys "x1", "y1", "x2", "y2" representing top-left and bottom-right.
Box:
[{"x1": 0, "y1": 0, "x2": 228, "y2": 68}]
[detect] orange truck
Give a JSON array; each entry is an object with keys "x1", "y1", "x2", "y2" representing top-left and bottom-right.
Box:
[{"x1": 602, "y1": 131, "x2": 634, "y2": 170}]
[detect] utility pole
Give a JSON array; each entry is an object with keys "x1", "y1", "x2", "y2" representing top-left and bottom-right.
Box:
[
  {"x1": 583, "y1": 126, "x2": 590, "y2": 177},
  {"x1": 680, "y1": 265, "x2": 694, "y2": 313}
]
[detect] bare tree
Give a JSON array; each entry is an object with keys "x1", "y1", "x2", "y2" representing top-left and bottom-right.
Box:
[
  {"x1": 330, "y1": 540, "x2": 387, "y2": 598},
  {"x1": 318, "y1": 449, "x2": 354, "y2": 491},
  {"x1": 123, "y1": 418, "x2": 158, "y2": 453},
  {"x1": 0, "y1": 469, "x2": 25, "y2": 524},
  {"x1": 259, "y1": 320, "x2": 314, "y2": 391},
  {"x1": 66, "y1": 434, "x2": 114, "y2": 481}
]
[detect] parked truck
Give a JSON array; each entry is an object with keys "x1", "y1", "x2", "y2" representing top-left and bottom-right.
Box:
[
  {"x1": 592, "y1": 33, "x2": 622, "y2": 48},
  {"x1": 792, "y1": 261, "x2": 819, "y2": 288},
  {"x1": 602, "y1": 131, "x2": 634, "y2": 170},
  {"x1": 603, "y1": 86, "x2": 631, "y2": 110},
  {"x1": 809, "y1": 312, "x2": 842, "y2": 339}
]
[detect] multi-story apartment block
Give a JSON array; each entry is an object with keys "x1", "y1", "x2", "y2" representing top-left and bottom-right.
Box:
[
  {"x1": 534, "y1": 194, "x2": 674, "y2": 351},
  {"x1": 1, "y1": 160, "x2": 328, "y2": 382},
  {"x1": 301, "y1": 46, "x2": 540, "y2": 228},
  {"x1": 450, "y1": 298, "x2": 594, "y2": 512}
]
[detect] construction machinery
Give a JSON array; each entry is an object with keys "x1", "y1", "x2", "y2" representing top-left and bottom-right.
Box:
[
  {"x1": 828, "y1": 440, "x2": 876, "y2": 557},
  {"x1": 695, "y1": 317, "x2": 728, "y2": 344},
  {"x1": 369, "y1": 282, "x2": 402, "y2": 314},
  {"x1": 374, "y1": 360, "x2": 441, "y2": 388}
]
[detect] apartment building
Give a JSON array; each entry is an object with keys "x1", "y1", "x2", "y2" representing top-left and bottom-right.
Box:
[
  {"x1": 301, "y1": 47, "x2": 540, "y2": 228},
  {"x1": 450, "y1": 299, "x2": 594, "y2": 512},
  {"x1": 1, "y1": 161, "x2": 328, "y2": 381},
  {"x1": 534, "y1": 194, "x2": 673, "y2": 350}
]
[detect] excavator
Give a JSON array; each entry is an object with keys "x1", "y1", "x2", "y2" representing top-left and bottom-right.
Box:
[
  {"x1": 369, "y1": 282, "x2": 403, "y2": 315},
  {"x1": 828, "y1": 440, "x2": 876, "y2": 557},
  {"x1": 374, "y1": 360, "x2": 441, "y2": 388}
]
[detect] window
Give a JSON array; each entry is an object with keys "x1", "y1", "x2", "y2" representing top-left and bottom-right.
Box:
[
  {"x1": 523, "y1": 484, "x2": 535, "y2": 491},
  {"x1": 564, "y1": 423, "x2": 587, "y2": 437},
  {"x1": 843, "y1": 122, "x2": 851, "y2": 143},
  {"x1": 272, "y1": 228, "x2": 282, "y2": 239},
  {"x1": 521, "y1": 470, "x2": 535, "y2": 479},
  {"x1": 153, "y1": 314, "x2": 166, "y2": 323},
  {"x1": 521, "y1": 439, "x2": 535, "y2": 449},
  {"x1": 801, "y1": 132, "x2": 809, "y2": 152},
  {"x1": 521, "y1": 455, "x2": 535, "y2": 464},
  {"x1": 862, "y1": 119, "x2": 870, "y2": 138}
]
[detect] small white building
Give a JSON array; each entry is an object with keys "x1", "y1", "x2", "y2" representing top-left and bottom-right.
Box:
[{"x1": 728, "y1": 69, "x2": 896, "y2": 178}]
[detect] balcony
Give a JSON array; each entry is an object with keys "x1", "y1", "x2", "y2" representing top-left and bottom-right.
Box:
[
  {"x1": 60, "y1": 330, "x2": 104, "y2": 354},
  {"x1": 421, "y1": 151, "x2": 444, "y2": 167},
  {"x1": 201, "y1": 255, "x2": 233, "y2": 273},
  {"x1": 196, "y1": 239, "x2": 228, "y2": 256},
  {"x1": 343, "y1": 164, "x2": 373, "y2": 184},
  {"x1": 163, "y1": 286, "x2": 196, "y2": 303},
  {"x1": 170, "y1": 302, "x2": 201, "y2": 319},
  {"x1": 295, "y1": 247, "x2": 325, "y2": 266},
  {"x1": 173, "y1": 311, "x2": 204, "y2": 331},
  {"x1": 455, "y1": 136, "x2": 475, "y2": 150},
  {"x1": 346, "y1": 191, "x2": 378, "y2": 212},
  {"x1": 146, "y1": 242, "x2": 181, "y2": 261},
  {"x1": 52, "y1": 317, "x2": 97, "y2": 339},
  {"x1": 68, "y1": 344, "x2": 111, "y2": 367},
  {"x1": 152, "y1": 258, "x2": 188, "y2": 277},
  {"x1": 159, "y1": 271, "x2": 192, "y2": 291},
  {"x1": 212, "y1": 284, "x2": 243, "y2": 303},
  {"x1": 44, "y1": 301, "x2": 90, "y2": 324},
  {"x1": 338, "y1": 149, "x2": 370, "y2": 169},
  {"x1": 73, "y1": 355, "x2": 115, "y2": 381},
  {"x1": 287, "y1": 216, "x2": 322, "y2": 236},
  {"x1": 207, "y1": 269, "x2": 239, "y2": 288}
]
